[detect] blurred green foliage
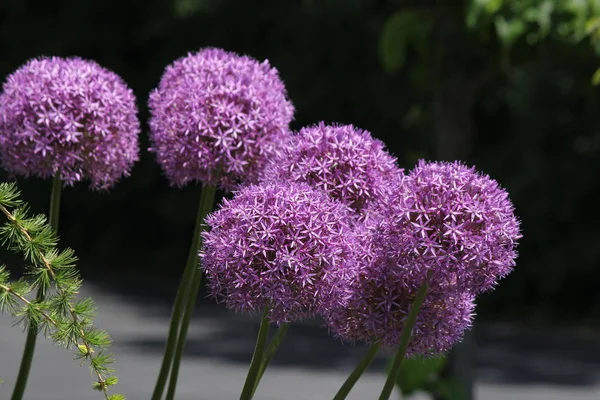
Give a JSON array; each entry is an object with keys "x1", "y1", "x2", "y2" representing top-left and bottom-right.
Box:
[
  {"x1": 1, "y1": 0, "x2": 599, "y2": 322},
  {"x1": 389, "y1": 356, "x2": 466, "y2": 399}
]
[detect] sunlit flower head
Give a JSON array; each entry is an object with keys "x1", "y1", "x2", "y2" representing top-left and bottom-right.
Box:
[
  {"x1": 261, "y1": 122, "x2": 403, "y2": 221},
  {"x1": 375, "y1": 160, "x2": 522, "y2": 294},
  {"x1": 201, "y1": 182, "x2": 357, "y2": 323},
  {"x1": 0, "y1": 57, "x2": 140, "y2": 189},
  {"x1": 148, "y1": 47, "x2": 295, "y2": 190}
]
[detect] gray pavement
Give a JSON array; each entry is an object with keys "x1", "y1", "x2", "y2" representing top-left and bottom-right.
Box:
[{"x1": 1, "y1": 284, "x2": 599, "y2": 400}]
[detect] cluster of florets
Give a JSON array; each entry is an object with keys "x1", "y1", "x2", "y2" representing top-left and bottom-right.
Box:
[
  {"x1": 324, "y1": 160, "x2": 520, "y2": 352},
  {"x1": 0, "y1": 57, "x2": 140, "y2": 189},
  {"x1": 148, "y1": 48, "x2": 294, "y2": 190},
  {"x1": 375, "y1": 160, "x2": 522, "y2": 294},
  {"x1": 200, "y1": 182, "x2": 358, "y2": 323},
  {"x1": 261, "y1": 123, "x2": 403, "y2": 221},
  {"x1": 325, "y1": 269, "x2": 475, "y2": 353},
  {"x1": 323, "y1": 224, "x2": 476, "y2": 352}
]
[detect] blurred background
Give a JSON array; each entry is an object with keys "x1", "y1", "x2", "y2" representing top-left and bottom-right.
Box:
[{"x1": 1, "y1": 0, "x2": 600, "y2": 399}]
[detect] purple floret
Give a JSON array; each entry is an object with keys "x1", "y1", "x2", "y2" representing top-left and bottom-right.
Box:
[
  {"x1": 148, "y1": 48, "x2": 295, "y2": 190},
  {"x1": 200, "y1": 182, "x2": 357, "y2": 324},
  {"x1": 261, "y1": 122, "x2": 403, "y2": 222},
  {"x1": 0, "y1": 57, "x2": 140, "y2": 189},
  {"x1": 376, "y1": 160, "x2": 522, "y2": 294}
]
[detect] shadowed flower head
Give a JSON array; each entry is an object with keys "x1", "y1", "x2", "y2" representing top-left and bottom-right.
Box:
[
  {"x1": 148, "y1": 48, "x2": 295, "y2": 190},
  {"x1": 0, "y1": 57, "x2": 140, "y2": 189},
  {"x1": 377, "y1": 160, "x2": 522, "y2": 294},
  {"x1": 325, "y1": 251, "x2": 476, "y2": 354},
  {"x1": 261, "y1": 122, "x2": 403, "y2": 221},
  {"x1": 200, "y1": 182, "x2": 357, "y2": 324}
]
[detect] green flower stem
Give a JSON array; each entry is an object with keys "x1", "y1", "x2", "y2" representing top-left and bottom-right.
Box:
[
  {"x1": 150, "y1": 259, "x2": 194, "y2": 400},
  {"x1": 49, "y1": 174, "x2": 62, "y2": 232},
  {"x1": 332, "y1": 342, "x2": 381, "y2": 400},
  {"x1": 378, "y1": 280, "x2": 430, "y2": 400},
  {"x1": 251, "y1": 323, "x2": 290, "y2": 397},
  {"x1": 11, "y1": 174, "x2": 62, "y2": 400},
  {"x1": 150, "y1": 250, "x2": 195, "y2": 400},
  {"x1": 156, "y1": 184, "x2": 216, "y2": 400},
  {"x1": 239, "y1": 308, "x2": 271, "y2": 400},
  {"x1": 164, "y1": 270, "x2": 204, "y2": 400}
]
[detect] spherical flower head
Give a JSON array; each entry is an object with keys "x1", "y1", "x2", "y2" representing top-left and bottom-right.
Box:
[
  {"x1": 148, "y1": 48, "x2": 295, "y2": 190},
  {"x1": 0, "y1": 57, "x2": 140, "y2": 189},
  {"x1": 261, "y1": 123, "x2": 403, "y2": 221},
  {"x1": 325, "y1": 242, "x2": 476, "y2": 354},
  {"x1": 378, "y1": 160, "x2": 522, "y2": 294},
  {"x1": 200, "y1": 181, "x2": 357, "y2": 324}
]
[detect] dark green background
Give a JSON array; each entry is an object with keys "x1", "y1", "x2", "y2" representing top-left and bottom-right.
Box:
[{"x1": 1, "y1": 0, "x2": 599, "y2": 323}]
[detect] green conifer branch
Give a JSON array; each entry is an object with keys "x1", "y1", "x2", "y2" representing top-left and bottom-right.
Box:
[{"x1": 0, "y1": 183, "x2": 124, "y2": 400}]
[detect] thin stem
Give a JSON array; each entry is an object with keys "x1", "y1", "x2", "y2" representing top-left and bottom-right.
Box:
[
  {"x1": 239, "y1": 308, "x2": 271, "y2": 400},
  {"x1": 251, "y1": 323, "x2": 290, "y2": 397},
  {"x1": 11, "y1": 174, "x2": 62, "y2": 400},
  {"x1": 150, "y1": 250, "x2": 196, "y2": 400},
  {"x1": 49, "y1": 174, "x2": 62, "y2": 232},
  {"x1": 378, "y1": 281, "x2": 430, "y2": 400},
  {"x1": 332, "y1": 342, "x2": 381, "y2": 400},
  {"x1": 160, "y1": 184, "x2": 216, "y2": 400},
  {"x1": 163, "y1": 266, "x2": 203, "y2": 400}
]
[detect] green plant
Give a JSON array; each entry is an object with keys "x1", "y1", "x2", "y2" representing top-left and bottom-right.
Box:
[
  {"x1": 0, "y1": 182, "x2": 123, "y2": 400},
  {"x1": 387, "y1": 355, "x2": 466, "y2": 400}
]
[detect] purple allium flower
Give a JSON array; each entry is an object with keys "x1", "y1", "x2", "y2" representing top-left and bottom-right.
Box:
[
  {"x1": 200, "y1": 182, "x2": 357, "y2": 323},
  {"x1": 261, "y1": 123, "x2": 403, "y2": 221},
  {"x1": 324, "y1": 224, "x2": 475, "y2": 353},
  {"x1": 0, "y1": 57, "x2": 140, "y2": 189},
  {"x1": 148, "y1": 48, "x2": 295, "y2": 190},
  {"x1": 325, "y1": 252, "x2": 476, "y2": 354},
  {"x1": 377, "y1": 160, "x2": 522, "y2": 294},
  {"x1": 324, "y1": 160, "x2": 519, "y2": 354}
]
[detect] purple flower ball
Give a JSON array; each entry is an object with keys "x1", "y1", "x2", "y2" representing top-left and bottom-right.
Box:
[
  {"x1": 0, "y1": 57, "x2": 140, "y2": 189},
  {"x1": 200, "y1": 182, "x2": 357, "y2": 324},
  {"x1": 261, "y1": 123, "x2": 403, "y2": 221},
  {"x1": 148, "y1": 48, "x2": 295, "y2": 190},
  {"x1": 325, "y1": 246, "x2": 476, "y2": 354},
  {"x1": 377, "y1": 160, "x2": 522, "y2": 294}
]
